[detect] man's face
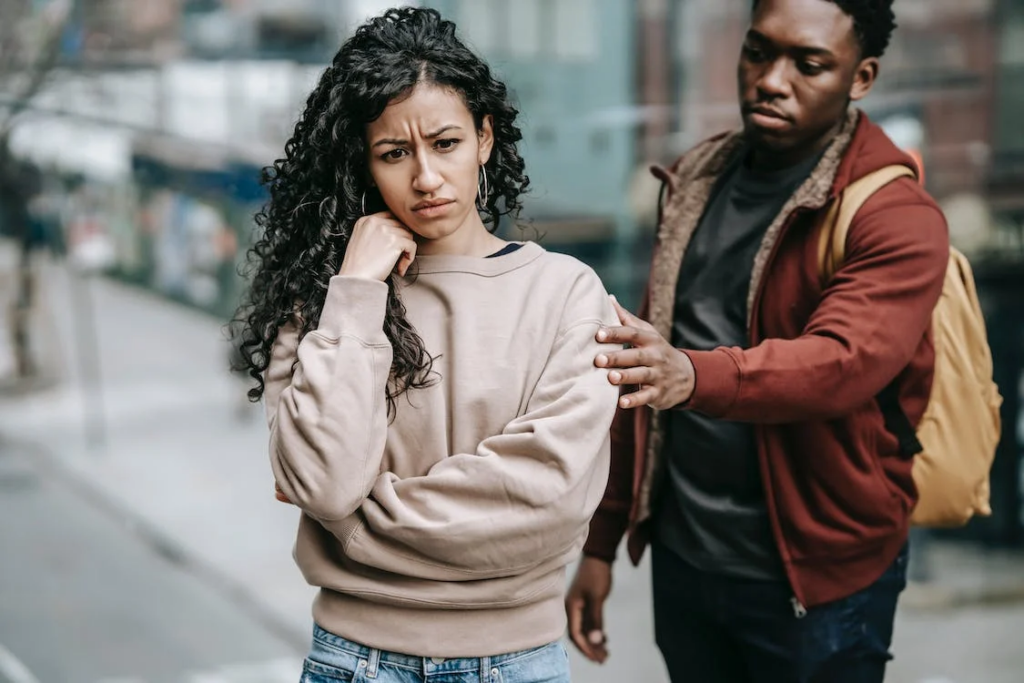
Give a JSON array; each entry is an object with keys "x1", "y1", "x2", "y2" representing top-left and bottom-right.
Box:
[{"x1": 738, "y1": 0, "x2": 877, "y2": 155}]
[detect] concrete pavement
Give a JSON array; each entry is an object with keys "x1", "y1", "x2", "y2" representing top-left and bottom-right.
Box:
[
  {"x1": 1, "y1": 243, "x2": 1023, "y2": 682},
  {"x1": 0, "y1": 438, "x2": 301, "y2": 683}
]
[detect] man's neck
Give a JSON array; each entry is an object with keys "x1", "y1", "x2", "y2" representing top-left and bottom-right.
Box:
[{"x1": 746, "y1": 116, "x2": 846, "y2": 173}]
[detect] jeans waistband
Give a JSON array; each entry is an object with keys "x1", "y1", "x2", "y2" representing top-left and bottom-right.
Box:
[{"x1": 311, "y1": 623, "x2": 558, "y2": 677}]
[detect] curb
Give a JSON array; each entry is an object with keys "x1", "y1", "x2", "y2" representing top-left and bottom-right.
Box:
[{"x1": 902, "y1": 580, "x2": 1024, "y2": 611}]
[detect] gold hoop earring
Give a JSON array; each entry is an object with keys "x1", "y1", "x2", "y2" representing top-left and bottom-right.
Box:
[{"x1": 477, "y1": 166, "x2": 489, "y2": 209}]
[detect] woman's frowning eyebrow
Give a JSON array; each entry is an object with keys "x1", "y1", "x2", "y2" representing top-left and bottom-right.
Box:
[{"x1": 372, "y1": 124, "x2": 464, "y2": 148}]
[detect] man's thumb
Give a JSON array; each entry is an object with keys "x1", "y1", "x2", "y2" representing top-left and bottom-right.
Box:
[
  {"x1": 585, "y1": 596, "x2": 605, "y2": 642},
  {"x1": 609, "y1": 294, "x2": 632, "y2": 323}
]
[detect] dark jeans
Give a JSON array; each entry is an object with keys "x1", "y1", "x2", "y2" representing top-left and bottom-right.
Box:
[{"x1": 651, "y1": 540, "x2": 909, "y2": 683}]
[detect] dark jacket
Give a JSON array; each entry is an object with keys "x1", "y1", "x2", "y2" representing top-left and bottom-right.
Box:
[{"x1": 583, "y1": 110, "x2": 949, "y2": 607}]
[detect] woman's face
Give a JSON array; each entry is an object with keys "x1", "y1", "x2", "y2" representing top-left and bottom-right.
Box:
[{"x1": 366, "y1": 83, "x2": 494, "y2": 250}]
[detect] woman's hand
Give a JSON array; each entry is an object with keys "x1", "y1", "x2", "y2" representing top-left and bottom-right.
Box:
[{"x1": 338, "y1": 211, "x2": 417, "y2": 280}]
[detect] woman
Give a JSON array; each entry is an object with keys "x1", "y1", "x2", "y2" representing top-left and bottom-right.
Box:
[{"x1": 234, "y1": 8, "x2": 619, "y2": 683}]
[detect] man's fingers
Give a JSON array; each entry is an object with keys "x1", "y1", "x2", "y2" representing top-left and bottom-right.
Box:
[
  {"x1": 609, "y1": 295, "x2": 635, "y2": 325},
  {"x1": 584, "y1": 596, "x2": 609, "y2": 663},
  {"x1": 596, "y1": 325, "x2": 646, "y2": 346},
  {"x1": 595, "y1": 348, "x2": 650, "y2": 370},
  {"x1": 566, "y1": 597, "x2": 600, "y2": 662},
  {"x1": 618, "y1": 385, "x2": 658, "y2": 410},
  {"x1": 609, "y1": 295, "x2": 655, "y2": 331},
  {"x1": 607, "y1": 367, "x2": 651, "y2": 387}
]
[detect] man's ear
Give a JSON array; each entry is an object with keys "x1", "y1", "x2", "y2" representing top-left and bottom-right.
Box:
[
  {"x1": 478, "y1": 114, "x2": 495, "y2": 166},
  {"x1": 849, "y1": 57, "x2": 879, "y2": 102}
]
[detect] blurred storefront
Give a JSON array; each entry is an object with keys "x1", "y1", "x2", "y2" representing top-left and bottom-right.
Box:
[{"x1": 5, "y1": 1, "x2": 1022, "y2": 540}]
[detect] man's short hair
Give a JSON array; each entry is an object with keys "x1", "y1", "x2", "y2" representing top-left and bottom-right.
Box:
[{"x1": 751, "y1": 0, "x2": 897, "y2": 59}]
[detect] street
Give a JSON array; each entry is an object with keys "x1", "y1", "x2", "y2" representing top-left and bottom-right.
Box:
[{"x1": 0, "y1": 440, "x2": 303, "y2": 683}]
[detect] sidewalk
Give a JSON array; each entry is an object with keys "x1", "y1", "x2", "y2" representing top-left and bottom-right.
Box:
[
  {"x1": 2, "y1": 241, "x2": 1024, "y2": 683},
  {"x1": 0, "y1": 242, "x2": 314, "y2": 648}
]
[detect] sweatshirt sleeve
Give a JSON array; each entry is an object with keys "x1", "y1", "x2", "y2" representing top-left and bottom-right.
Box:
[
  {"x1": 582, "y1": 282, "x2": 652, "y2": 564},
  {"x1": 264, "y1": 276, "x2": 393, "y2": 522},
  {"x1": 328, "y1": 270, "x2": 621, "y2": 581},
  {"x1": 685, "y1": 194, "x2": 949, "y2": 423}
]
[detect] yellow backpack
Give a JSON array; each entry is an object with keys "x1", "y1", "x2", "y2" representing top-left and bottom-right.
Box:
[{"x1": 818, "y1": 165, "x2": 1003, "y2": 528}]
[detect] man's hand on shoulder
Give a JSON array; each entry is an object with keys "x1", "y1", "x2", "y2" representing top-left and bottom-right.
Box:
[{"x1": 595, "y1": 297, "x2": 695, "y2": 410}]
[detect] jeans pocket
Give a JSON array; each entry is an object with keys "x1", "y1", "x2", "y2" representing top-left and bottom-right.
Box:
[
  {"x1": 494, "y1": 642, "x2": 571, "y2": 683},
  {"x1": 300, "y1": 657, "x2": 359, "y2": 683}
]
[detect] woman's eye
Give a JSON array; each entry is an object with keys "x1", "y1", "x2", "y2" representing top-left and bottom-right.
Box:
[
  {"x1": 435, "y1": 138, "x2": 460, "y2": 151},
  {"x1": 381, "y1": 149, "x2": 406, "y2": 161}
]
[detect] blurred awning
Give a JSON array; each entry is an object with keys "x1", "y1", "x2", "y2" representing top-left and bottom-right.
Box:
[{"x1": 8, "y1": 117, "x2": 132, "y2": 181}]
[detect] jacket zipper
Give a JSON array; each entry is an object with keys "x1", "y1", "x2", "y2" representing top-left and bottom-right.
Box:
[{"x1": 747, "y1": 206, "x2": 820, "y2": 619}]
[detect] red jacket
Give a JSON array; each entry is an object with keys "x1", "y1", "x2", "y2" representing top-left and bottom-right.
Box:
[{"x1": 583, "y1": 111, "x2": 949, "y2": 607}]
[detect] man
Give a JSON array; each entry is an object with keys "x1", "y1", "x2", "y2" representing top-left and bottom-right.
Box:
[{"x1": 566, "y1": 1, "x2": 949, "y2": 681}]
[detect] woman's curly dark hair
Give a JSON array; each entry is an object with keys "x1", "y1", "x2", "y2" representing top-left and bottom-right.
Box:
[{"x1": 233, "y1": 7, "x2": 529, "y2": 411}]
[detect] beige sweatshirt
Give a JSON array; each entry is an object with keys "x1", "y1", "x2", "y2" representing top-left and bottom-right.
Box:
[{"x1": 264, "y1": 242, "x2": 620, "y2": 657}]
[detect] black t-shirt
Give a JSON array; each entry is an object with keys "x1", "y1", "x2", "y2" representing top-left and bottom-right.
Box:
[
  {"x1": 655, "y1": 148, "x2": 821, "y2": 580},
  {"x1": 487, "y1": 242, "x2": 523, "y2": 258}
]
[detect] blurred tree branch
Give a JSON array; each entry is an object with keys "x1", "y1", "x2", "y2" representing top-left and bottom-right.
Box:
[
  {"x1": 0, "y1": 0, "x2": 69, "y2": 381},
  {"x1": 0, "y1": 0, "x2": 71, "y2": 142}
]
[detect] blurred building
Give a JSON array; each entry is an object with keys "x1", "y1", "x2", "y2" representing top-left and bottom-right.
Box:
[
  {"x1": 11, "y1": 0, "x2": 1024, "y2": 300},
  {"x1": 427, "y1": 1, "x2": 636, "y2": 247},
  {"x1": 667, "y1": 0, "x2": 1024, "y2": 257},
  {"x1": 991, "y1": 0, "x2": 1024, "y2": 242}
]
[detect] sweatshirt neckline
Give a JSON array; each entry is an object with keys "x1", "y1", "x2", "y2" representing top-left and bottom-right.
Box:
[{"x1": 407, "y1": 241, "x2": 544, "y2": 277}]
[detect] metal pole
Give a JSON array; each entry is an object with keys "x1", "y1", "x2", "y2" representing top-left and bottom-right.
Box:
[{"x1": 67, "y1": 265, "x2": 106, "y2": 452}]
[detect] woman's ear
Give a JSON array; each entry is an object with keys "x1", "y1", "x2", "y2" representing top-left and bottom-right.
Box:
[{"x1": 478, "y1": 115, "x2": 495, "y2": 166}]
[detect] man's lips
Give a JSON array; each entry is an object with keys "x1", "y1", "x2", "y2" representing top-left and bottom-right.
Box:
[
  {"x1": 745, "y1": 104, "x2": 793, "y2": 132},
  {"x1": 745, "y1": 104, "x2": 791, "y2": 121}
]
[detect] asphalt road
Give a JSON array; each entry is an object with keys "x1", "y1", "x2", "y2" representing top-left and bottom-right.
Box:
[{"x1": 0, "y1": 441, "x2": 303, "y2": 683}]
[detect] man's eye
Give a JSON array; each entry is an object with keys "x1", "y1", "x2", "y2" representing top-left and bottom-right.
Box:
[
  {"x1": 744, "y1": 44, "x2": 767, "y2": 61},
  {"x1": 799, "y1": 62, "x2": 825, "y2": 75}
]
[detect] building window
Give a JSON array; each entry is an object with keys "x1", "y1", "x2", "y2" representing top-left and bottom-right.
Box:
[
  {"x1": 457, "y1": 0, "x2": 597, "y2": 62},
  {"x1": 507, "y1": 0, "x2": 542, "y2": 58},
  {"x1": 996, "y1": 6, "x2": 1024, "y2": 151},
  {"x1": 457, "y1": 0, "x2": 499, "y2": 53},
  {"x1": 553, "y1": 0, "x2": 598, "y2": 61}
]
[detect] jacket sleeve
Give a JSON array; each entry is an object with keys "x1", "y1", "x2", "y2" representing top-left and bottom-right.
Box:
[
  {"x1": 328, "y1": 271, "x2": 621, "y2": 581},
  {"x1": 582, "y1": 284, "x2": 652, "y2": 563},
  {"x1": 684, "y1": 193, "x2": 949, "y2": 423},
  {"x1": 264, "y1": 276, "x2": 393, "y2": 522}
]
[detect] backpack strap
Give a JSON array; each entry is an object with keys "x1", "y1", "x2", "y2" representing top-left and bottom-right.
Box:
[
  {"x1": 877, "y1": 382, "x2": 924, "y2": 459},
  {"x1": 817, "y1": 165, "x2": 917, "y2": 287},
  {"x1": 816, "y1": 164, "x2": 923, "y2": 458}
]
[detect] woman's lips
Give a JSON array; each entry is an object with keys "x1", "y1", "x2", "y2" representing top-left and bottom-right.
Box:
[{"x1": 413, "y1": 200, "x2": 455, "y2": 218}]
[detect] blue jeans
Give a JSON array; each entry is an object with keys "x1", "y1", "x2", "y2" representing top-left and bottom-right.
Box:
[
  {"x1": 300, "y1": 624, "x2": 571, "y2": 683},
  {"x1": 652, "y1": 540, "x2": 909, "y2": 683}
]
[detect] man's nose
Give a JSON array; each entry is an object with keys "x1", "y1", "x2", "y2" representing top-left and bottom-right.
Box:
[{"x1": 757, "y1": 59, "x2": 793, "y2": 99}]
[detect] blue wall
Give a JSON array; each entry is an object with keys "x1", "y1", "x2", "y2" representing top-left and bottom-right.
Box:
[{"x1": 427, "y1": 0, "x2": 636, "y2": 226}]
